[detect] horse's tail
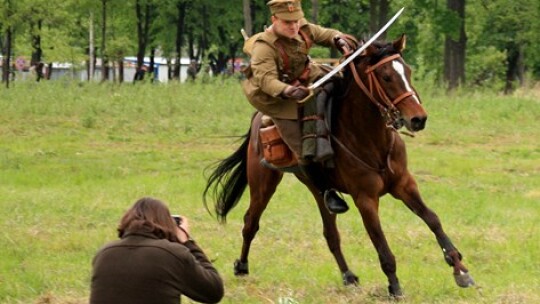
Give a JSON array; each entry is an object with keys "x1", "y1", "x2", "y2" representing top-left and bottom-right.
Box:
[{"x1": 203, "y1": 127, "x2": 251, "y2": 223}]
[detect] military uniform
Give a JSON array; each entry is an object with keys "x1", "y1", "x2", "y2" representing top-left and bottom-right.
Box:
[
  {"x1": 241, "y1": 0, "x2": 353, "y2": 214},
  {"x1": 243, "y1": 19, "x2": 341, "y2": 120}
]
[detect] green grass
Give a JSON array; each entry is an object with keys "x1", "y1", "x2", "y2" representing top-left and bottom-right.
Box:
[{"x1": 0, "y1": 80, "x2": 539, "y2": 303}]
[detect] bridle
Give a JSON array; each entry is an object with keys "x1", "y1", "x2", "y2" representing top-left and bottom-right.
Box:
[
  {"x1": 330, "y1": 49, "x2": 418, "y2": 174},
  {"x1": 348, "y1": 53, "x2": 417, "y2": 127}
]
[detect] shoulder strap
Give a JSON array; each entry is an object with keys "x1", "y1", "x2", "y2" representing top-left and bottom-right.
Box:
[
  {"x1": 298, "y1": 29, "x2": 313, "y2": 50},
  {"x1": 274, "y1": 29, "x2": 312, "y2": 81}
]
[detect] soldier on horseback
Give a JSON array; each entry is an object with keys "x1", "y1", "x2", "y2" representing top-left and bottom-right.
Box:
[{"x1": 242, "y1": 0, "x2": 357, "y2": 214}]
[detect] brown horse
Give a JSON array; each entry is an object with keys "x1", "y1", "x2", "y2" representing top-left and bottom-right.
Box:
[{"x1": 204, "y1": 35, "x2": 474, "y2": 297}]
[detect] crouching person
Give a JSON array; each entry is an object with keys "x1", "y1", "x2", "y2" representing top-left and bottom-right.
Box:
[{"x1": 90, "y1": 197, "x2": 224, "y2": 304}]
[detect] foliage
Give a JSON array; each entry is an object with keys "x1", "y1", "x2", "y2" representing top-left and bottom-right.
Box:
[{"x1": 2, "y1": 1, "x2": 540, "y2": 89}]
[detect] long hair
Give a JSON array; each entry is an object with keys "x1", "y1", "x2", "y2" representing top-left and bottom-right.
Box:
[{"x1": 117, "y1": 197, "x2": 178, "y2": 242}]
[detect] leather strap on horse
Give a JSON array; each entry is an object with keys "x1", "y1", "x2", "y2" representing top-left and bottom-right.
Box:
[
  {"x1": 366, "y1": 54, "x2": 415, "y2": 107},
  {"x1": 348, "y1": 53, "x2": 417, "y2": 124}
]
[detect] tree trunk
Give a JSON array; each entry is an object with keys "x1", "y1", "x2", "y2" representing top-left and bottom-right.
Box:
[
  {"x1": 135, "y1": 0, "x2": 145, "y2": 75},
  {"x1": 149, "y1": 47, "x2": 155, "y2": 82},
  {"x1": 311, "y1": 0, "x2": 319, "y2": 24},
  {"x1": 504, "y1": 43, "x2": 524, "y2": 94},
  {"x1": 378, "y1": 0, "x2": 389, "y2": 40},
  {"x1": 134, "y1": 1, "x2": 155, "y2": 82},
  {"x1": 188, "y1": 32, "x2": 194, "y2": 59},
  {"x1": 369, "y1": 0, "x2": 389, "y2": 38},
  {"x1": 200, "y1": 4, "x2": 209, "y2": 58},
  {"x1": 117, "y1": 59, "x2": 124, "y2": 83},
  {"x1": 2, "y1": 25, "x2": 13, "y2": 88},
  {"x1": 243, "y1": 0, "x2": 253, "y2": 36},
  {"x1": 443, "y1": 0, "x2": 466, "y2": 91},
  {"x1": 101, "y1": 0, "x2": 109, "y2": 82},
  {"x1": 31, "y1": 20, "x2": 43, "y2": 65},
  {"x1": 89, "y1": 12, "x2": 95, "y2": 81},
  {"x1": 369, "y1": 0, "x2": 377, "y2": 34},
  {"x1": 31, "y1": 18, "x2": 43, "y2": 82},
  {"x1": 229, "y1": 43, "x2": 239, "y2": 73},
  {"x1": 46, "y1": 62, "x2": 53, "y2": 80},
  {"x1": 173, "y1": 1, "x2": 187, "y2": 80}
]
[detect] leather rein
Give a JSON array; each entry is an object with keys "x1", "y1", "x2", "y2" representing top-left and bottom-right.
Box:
[
  {"x1": 332, "y1": 52, "x2": 417, "y2": 174},
  {"x1": 349, "y1": 53, "x2": 416, "y2": 126}
]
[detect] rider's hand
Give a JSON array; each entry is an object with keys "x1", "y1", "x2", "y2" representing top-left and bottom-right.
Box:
[
  {"x1": 282, "y1": 85, "x2": 309, "y2": 100},
  {"x1": 334, "y1": 34, "x2": 358, "y2": 54}
]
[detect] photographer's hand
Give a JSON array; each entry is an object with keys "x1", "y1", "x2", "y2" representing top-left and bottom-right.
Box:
[{"x1": 175, "y1": 216, "x2": 191, "y2": 243}]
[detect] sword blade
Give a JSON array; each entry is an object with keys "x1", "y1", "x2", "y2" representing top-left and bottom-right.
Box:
[{"x1": 308, "y1": 7, "x2": 405, "y2": 90}]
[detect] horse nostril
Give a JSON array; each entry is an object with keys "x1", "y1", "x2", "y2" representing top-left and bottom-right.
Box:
[{"x1": 411, "y1": 117, "x2": 427, "y2": 131}]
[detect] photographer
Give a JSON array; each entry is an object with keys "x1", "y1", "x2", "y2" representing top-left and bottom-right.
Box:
[{"x1": 90, "y1": 197, "x2": 224, "y2": 304}]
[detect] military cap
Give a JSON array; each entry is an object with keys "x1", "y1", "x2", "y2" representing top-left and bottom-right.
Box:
[{"x1": 267, "y1": 0, "x2": 304, "y2": 21}]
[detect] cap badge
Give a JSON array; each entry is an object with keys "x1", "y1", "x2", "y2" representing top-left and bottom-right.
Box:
[{"x1": 287, "y1": 2, "x2": 294, "y2": 12}]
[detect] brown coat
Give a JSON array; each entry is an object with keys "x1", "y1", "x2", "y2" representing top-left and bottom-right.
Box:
[
  {"x1": 90, "y1": 231, "x2": 224, "y2": 304},
  {"x1": 242, "y1": 18, "x2": 341, "y2": 119}
]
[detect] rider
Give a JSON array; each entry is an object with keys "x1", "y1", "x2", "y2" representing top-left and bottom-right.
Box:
[{"x1": 242, "y1": 0, "x2": 357, "y2": 214}]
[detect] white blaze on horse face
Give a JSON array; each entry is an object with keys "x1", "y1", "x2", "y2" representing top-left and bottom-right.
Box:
[{"x1": 392, "y1": 60, "x2": 420, "y2": 104}]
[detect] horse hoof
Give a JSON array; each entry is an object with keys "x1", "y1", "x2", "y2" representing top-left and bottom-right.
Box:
[
  {"x1": 388, "y1": 283, "x2": 404, "y2": 299},
  {"x1": 454, "y1": 271, "x2": 475, "y2": 288},
  {"x1": 234, "y1": 259, "x2": 249, "y2": 276},
  {"x1": 342, "y1": 270, "x2": 359, "y2": 286}
]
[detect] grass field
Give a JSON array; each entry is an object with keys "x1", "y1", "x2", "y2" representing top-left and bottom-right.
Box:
[{"x1": 0, "y1": 80, "x2": 539, "y2": 303}]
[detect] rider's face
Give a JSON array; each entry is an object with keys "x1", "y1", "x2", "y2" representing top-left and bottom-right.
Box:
[{"x1": 271, "y1": 16, "x2": 300, "y2": 39}]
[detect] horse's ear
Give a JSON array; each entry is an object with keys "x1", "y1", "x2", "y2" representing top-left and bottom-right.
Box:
[{"x1": 393, "y1": 34, "x2": 407, "y2": 52}]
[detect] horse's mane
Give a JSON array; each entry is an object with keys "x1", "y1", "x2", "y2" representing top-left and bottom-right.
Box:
[{"x1": 364, "y1": 40, "x2": 401, "y2": 65}]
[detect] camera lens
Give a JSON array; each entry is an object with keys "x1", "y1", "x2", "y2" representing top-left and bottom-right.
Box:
[{"x1": 172, "y1": 215, "x2": 182, "y2": 226}]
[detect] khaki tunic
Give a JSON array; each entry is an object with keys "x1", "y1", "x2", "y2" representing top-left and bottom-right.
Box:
[{"x1": 242, "y1": 18, "x2": 341, "y2": 119}]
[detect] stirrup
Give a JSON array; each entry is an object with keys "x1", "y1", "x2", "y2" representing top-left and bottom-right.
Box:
[{"x1": 323, "y1": 189, "x2": 349, "y2": 214}]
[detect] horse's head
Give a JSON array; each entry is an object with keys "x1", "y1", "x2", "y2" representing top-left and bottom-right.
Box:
[{"x1": 351, "y1": 34, "x2": 427, "y2": 132}]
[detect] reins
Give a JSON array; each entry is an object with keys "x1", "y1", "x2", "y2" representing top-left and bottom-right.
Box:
[
  {"x1": 331, "y1": 50, "x2": 417, "y2": 174},
  {"x1": 348, "y1": 53, "x2": 416, "y2": 126}
]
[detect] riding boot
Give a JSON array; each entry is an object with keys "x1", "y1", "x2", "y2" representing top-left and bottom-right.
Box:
[{"x1": 301, "y1": 163, "x2": 349, "y2": 214}]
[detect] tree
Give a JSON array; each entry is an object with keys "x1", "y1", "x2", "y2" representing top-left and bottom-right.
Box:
[
  {"x1": 311, "y1": 0, "x2": 319, "y2": 24},
  {"x1": 172, "y1": 0, "x2": 187, "y2": 80},
  {"x1": 369, "y1": 0, "x2": 390, "y2": 39},
  {"x1": 1, "y1": 0, "x2": 14, "y2": 88},
  {"x1": 481, "y1": 0, "x2": 540, "y2": 93},
  {"x1": 134, "y1": 0, "x2": 157, "y2": 81},
  {"x1": 443, "y1": 0, "x2": 466, "y2": 91},
  {"x1": 100, "y1": 0, "x2": 109, "y2": 81},
  {"x1": 242, "y1": 0, "x2": 252, "y2": 36}
]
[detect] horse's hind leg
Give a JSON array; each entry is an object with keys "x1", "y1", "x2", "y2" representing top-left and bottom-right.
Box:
[
  {"x1": 234, "y1": 142, "x2": 283, "y2": 276},
  {"x1": 391, "y1": 173, "x2": 475, "y2": 288}
]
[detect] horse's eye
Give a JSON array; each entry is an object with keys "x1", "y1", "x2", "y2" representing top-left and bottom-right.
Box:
[{"x1": 382, "y1": 75, "x2": 391, "y2": 82}]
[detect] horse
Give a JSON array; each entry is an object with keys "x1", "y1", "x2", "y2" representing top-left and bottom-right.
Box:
[{"x1": 203, "y1": 34, "x2": 474, "y2": 297}]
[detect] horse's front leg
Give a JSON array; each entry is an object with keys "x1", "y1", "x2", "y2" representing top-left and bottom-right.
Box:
[
  {"x1": 391, "y1": 173, "x2": 475, "y2": 288},
  {"x1": 309, "y1": 185, "x2": 359, "y2": 286},
  {"x1": 356, "y1": 194, "x2": 403, "y2": 297}
]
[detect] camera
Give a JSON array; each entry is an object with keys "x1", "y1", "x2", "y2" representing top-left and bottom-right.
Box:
[{"x1": 172, "y1": 215, "x2": 182, "y2": 226}]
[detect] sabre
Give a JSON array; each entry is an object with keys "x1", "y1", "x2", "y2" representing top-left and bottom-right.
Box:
[{"x1": 308, "y1": 7, "x2": 405, "y2": 90}]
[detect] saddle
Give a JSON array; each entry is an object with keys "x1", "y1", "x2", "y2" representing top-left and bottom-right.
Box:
[{"x1": 258, "y1": 79, "x2": 338, "y2": 170}]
